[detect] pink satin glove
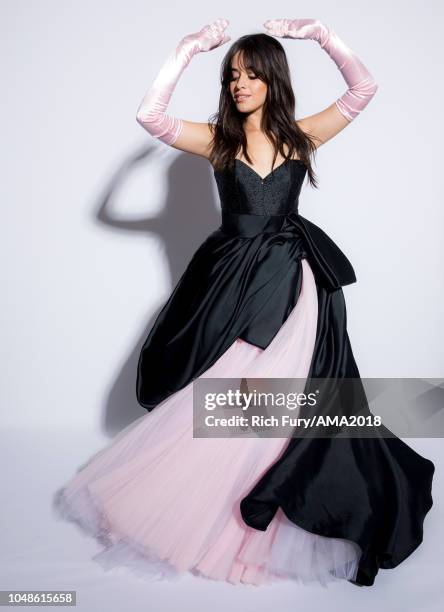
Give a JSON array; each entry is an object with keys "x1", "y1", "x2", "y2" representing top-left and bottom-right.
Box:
[
  {"x1": 263, "y1": 18, "x2": 378, "y2": 122},
  {"x1": 136, "y1": 19, "x2": 230, "y2": 145}
]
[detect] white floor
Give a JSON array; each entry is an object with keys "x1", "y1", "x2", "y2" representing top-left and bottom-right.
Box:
[{"x1": 1, "y1": 429, "x2": 442, "y2": 612}]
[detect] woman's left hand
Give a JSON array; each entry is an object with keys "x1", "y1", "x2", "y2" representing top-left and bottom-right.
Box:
[
  {"x1": 263, "y1": 18, "x2": 328, "y2": 43},
  {"x1": 263, "y1": 17, "x2": 379, "y2": 133}
]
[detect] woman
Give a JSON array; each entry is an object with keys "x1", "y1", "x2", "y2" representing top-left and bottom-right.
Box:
[{"x1": 56, "y1": 18, "x2": 435, "y2": 588}]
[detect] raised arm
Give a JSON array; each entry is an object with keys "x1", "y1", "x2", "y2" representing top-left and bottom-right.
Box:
[
  {"x1": 136, "y1": 19, "x2": 230, "y2": 158},
  {"x1": 263, "y1": 18, "x2": 378, "y2": 147}
]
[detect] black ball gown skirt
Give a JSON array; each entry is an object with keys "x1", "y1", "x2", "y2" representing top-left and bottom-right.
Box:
[{"x1": 55, "y1": 158, "x2": 435, "y2": 587}]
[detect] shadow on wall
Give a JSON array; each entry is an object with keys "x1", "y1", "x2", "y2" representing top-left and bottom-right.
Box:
[{"x1": 94, "y1": 146, "x2": 221, "y2": 436}]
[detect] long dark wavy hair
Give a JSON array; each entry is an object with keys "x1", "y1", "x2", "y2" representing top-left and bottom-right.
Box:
[{"x1": 208, "y1": 33, "x2": 320, "y2": 188}]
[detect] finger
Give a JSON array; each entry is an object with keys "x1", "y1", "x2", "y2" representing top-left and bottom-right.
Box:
[
  {"x1": 209, "y1": 21, "x2": 228, "y2": 37},
  {"x1": 264, "y1": 26, "x2": 282, "y2": 36},
  {"x1": 263, "y1": 19, "x2": 283, "y2": 28},
  {"x1": 213, "y1": 17, "x2": 229, "y2": 30},
  {"x1": 217, "y1": 35, "x2": 231, "y2": 46},
  {"x1": 214, "y1": 35, "x2": 231, "y2": 48}
]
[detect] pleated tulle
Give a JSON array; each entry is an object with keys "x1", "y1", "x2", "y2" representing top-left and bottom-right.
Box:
[{"x1": 54, "y1": 259, "x2": 362, "y2": 586}]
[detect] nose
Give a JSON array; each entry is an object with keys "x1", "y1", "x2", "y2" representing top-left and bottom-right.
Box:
[
  {"x1": 234, "y1": 83, "x2": 248, "y2": 95},
  {"x1": 233, "y1": 74, "x2": 249, "y2": 92}
]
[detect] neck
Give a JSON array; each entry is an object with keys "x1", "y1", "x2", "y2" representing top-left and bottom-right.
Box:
[{"x1": 243, "y1": 106, "x2": 264, "y2": 133}]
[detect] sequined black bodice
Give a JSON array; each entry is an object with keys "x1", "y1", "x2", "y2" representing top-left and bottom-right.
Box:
[{"x1": 213, "y1": 158, "x2": 307, "y2": 216}]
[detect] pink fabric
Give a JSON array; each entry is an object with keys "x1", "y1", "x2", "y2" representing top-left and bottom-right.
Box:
[
  {"x1": 55, "y1": 259, "x2": 361, "y2": 586},
  {"x1": 136, "y1": 19, "x2": 230, "y2": 145},
  {"x1": 263, "y1": 18, "x2": 378, "y2": 122}
]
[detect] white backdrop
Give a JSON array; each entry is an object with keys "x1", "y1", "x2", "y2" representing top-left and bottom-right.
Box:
[
  {"x1": 2, "y1": 0, "x2": 443, "y2": 432},
  {"x1": 1, "y1": 1, "x2": 443, "y2": 610}
]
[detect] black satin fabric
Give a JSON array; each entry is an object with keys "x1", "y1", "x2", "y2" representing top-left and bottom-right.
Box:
[
  {"x1": 240, "y1": 280, "x2": 435, "y2": 586},
  {"x1": 137, "y1": 160, "x2": 356, "y2": 409},
  {"x1": 136, "y1": 158, "x2": 435, "y2": 586}
]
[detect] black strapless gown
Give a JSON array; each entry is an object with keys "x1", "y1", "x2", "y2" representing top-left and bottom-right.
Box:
[
  {"x1": 136, "y1": 158, "x2": 435, "y2": 586},
  {"x1": 56, "y1": 158, "x2": 435, "y2": 588}
]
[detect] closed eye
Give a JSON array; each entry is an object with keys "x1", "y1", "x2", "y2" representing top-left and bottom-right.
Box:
[{"x1": 229, "y1": 74, "x2": 258, "y2": 81}]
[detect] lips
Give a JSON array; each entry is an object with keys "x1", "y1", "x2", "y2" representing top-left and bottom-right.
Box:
[{"x1": 235, "y1": 95, "x2": 250, "y2": 102}]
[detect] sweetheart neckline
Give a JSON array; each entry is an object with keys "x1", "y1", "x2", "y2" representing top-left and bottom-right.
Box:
[{"x1": 234, "y1": 158, "x2": 304, "y2": 182}]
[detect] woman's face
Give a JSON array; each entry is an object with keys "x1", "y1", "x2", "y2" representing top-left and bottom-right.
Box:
[{"x1": 229, "y1": 51, "x2": 268, "y2": 114}]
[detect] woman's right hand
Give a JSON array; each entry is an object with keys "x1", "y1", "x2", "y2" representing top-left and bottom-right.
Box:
[
  {"x1": 136, "y1": 18, "x2": 230, "y2": 152},
  {"x1": 180, "y1": 18, "x2": 231, "y2": 53}
]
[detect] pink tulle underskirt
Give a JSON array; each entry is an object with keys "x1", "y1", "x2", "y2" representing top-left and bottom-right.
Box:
[{"x1": 55, "y1": 259, "x2": 362, "y2": 587}]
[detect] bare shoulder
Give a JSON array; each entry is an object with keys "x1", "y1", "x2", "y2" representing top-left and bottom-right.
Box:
[
  {"x1": 170, "y1": 120, "x2": 215, "y2": 159},
  {"x1": 296, "y1": 102, "x2": 351, "y2": 149}
]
